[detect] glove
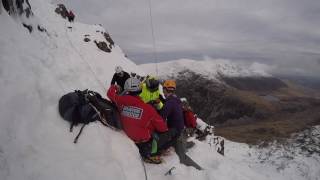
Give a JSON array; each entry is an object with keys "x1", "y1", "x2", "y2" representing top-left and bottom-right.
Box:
[
  {"x1": 115, "y1": 85, "x2": 122, "y2": 93},
  {"x1": 148, "y1": 99, "x2": 160, "y2": 105}
]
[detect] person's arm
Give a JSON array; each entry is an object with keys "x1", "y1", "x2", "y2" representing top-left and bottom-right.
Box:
[
  {"x1": 155, "y1": 94, "x2": 164, "y2": 110},
  {"x1": 151, "y1": 112, "x2": 168, "y2": 133},
  {"x1": 159, "y1": 94, "x2": 165, "y2": 102},
  {"x1": 124, "y1": 72, "x2": 130, "y2": 79},
  {"x1": 107, "y1": 85, "x2": 119, "y2": 103},
  {"x1": 111, "y1": 74, "x2": 116, "y2": 85},
  {"x1": 185, "y1": 110, "x2": 197, "y2": 128},
  {"x1": 160, "y1": 100, "x2": 173, "y2": 121}
]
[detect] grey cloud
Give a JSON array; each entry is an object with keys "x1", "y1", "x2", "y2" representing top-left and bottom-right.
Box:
[{"x1": 55, "y1": 0, "x2": 320, "y2": 77}]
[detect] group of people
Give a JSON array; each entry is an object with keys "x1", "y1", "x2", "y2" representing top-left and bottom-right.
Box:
[{"x1": 107, "y1": 66, "x2": 212, "y2": 167}]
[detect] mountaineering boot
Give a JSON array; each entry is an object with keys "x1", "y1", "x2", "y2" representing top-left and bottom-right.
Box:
[{"x1": 143, "y1": 155, "x2": 162, "y2": 164}]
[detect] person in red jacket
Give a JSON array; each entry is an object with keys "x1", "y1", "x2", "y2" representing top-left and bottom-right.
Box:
[
  {"x1": 181, "y1": 97, "x2": 197, "y2": 128},
  {"x1": 181, "y1": 97, "x2": 214, "y2": 140},
  {"x1": 107, "y1": 77, "x2": 176, "y2": 164}
]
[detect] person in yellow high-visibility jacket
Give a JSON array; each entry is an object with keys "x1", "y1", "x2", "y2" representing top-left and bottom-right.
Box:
[{"x1": 139, "y1": 76, "x2": 164, "y2": 110}]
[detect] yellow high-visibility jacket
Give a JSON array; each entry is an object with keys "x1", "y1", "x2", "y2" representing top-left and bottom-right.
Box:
[{"x1": 139, "y1": 83, "x2": 163, "y2": 110}]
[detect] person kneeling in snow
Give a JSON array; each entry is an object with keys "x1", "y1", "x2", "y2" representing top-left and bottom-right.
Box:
[
  {"x1": 161, "y1": 80, "x2": 203, "y2": 170},
  {"x1": 107, "y1": 77, "x2": 176, "y2": 164},
  {"x1": 180, "y1": 97, "x2": 214, "y2": 140}
]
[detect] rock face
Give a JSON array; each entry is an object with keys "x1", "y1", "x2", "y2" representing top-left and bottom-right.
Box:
[
  {"x1": 175, "y1": 70, "x2": 258, "y2": 125},
  {"x1": 2, "y1": 0, "x2": 13, "y2": 13},
  {"x1": 2, "y1": 0, "x2": 32, "y2": 17},
  {"x1": 103, "y1": 32, "x2": 114, "y2": 49},
  {"x1": 55, "y1": 4, "x2": 68, "y2": 19},
  {"x1": 94, "y1": 40, "x2": 111, "y2": 53},
  {"x1": 174, "y1": 70, "x2": 320, "y2": 144}
]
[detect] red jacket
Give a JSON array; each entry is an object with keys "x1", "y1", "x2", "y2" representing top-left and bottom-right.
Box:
[
  {"x1": 183, "y1": 109, "x2": 197, "y2": 128},
  {"x1": 107, "y1": 85, "x2": 168, "y2": 143}
]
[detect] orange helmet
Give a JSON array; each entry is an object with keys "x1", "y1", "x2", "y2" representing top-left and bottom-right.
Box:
[{"x1": 163, "y1": 79, "x2": 176, "y2": 90}]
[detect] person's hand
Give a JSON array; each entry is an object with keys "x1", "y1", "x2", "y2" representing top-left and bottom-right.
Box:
[
  {"x1": 114, "y1": 85, "x2": 121, "y2": 93},
  {"x1": 154, "y1": 98, "x2": 161, "y2": 104}
]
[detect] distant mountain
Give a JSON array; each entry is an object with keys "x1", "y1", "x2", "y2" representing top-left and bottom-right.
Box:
[
  {"x1": 277, "y1": 74, "x2": 320, "y2": 91},
  {"x1": 140, "y1": 59, "x2": 320, "y2": 145},
  {"x1": 141, "y1": 59, "x2": 272, "y2": 79}
]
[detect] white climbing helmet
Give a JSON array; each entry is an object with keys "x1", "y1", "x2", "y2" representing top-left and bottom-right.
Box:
[
  {"x1": 115, "y1": 66, "x2": 123, "y2": 73},
  {"x1": 124, "y1": 77, "x2": 142, "y2": 92}
]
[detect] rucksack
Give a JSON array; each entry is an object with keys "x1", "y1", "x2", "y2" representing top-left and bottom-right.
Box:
[
  {"x1": 183, "y1": 110, "x2": 197, "y2": 128},
  {"x1": 58, "y1": 89, "x2": 120, "y2": 143}
]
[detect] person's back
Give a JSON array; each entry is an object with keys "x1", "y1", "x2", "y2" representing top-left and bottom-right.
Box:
[
  {"x1": 161, "y1": 80, "x2": 184, "y2": 135},
  {"x1": 161, "y1": 80, "x2": 202, "y2": 170},
  {"x1": 139, "y1": 76, "x2": 164, "y2": 110},
  {"x1": 107, "y1": 78, "x2": 167, "y2": 142},
  {"x1": 161, "y1": 94, "x2": 184, "y2": 134},
  {"x1": 108, "y1": 77, "x2": 179, "y2": 164},
  {"x1": 183, "y1": 109, "x2": 197, "y2": 128},
  {"x1": 181, "y1": 97, "x2": 197, "y2": 128}
]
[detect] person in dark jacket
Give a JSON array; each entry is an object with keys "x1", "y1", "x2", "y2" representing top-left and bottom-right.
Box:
[
  {"x1": 160, "y1": 79, "x2": 203, "y2": 170},
  {"x1": 110, "y1": 66, "x2": 130, "y2": 92},
  {"x1": 161, "y1": 79, "x2": 184, "y2": 135},
  {"x1": 107, "y1": 77, "x2": 176, "y2": 164}
]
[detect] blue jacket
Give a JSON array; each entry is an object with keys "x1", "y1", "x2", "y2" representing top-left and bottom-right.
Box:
[{"x1": 160, "y1": 94, "x2": 184, "y2": 135}]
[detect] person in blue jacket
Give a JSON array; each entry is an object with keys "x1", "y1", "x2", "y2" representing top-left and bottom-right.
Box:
[
  {"x1": 160, "y1": 79, "x2": 184, "y2": 136},
  {"x1": 160, "y1": 79, "x2": 202, "y2": 170}
]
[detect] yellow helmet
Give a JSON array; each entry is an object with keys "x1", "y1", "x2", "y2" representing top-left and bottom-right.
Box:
[{"x1": 163, "y1": 79, "x2": 176, "y2": 90}]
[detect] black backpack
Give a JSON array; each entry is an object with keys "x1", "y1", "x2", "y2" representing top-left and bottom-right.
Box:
[{"x1": 58, "y1": 89, "x2": 120, "y2": 143}]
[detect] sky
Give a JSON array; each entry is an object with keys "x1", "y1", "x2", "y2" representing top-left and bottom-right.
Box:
[{"x1": 55, "y1": 0, "x2": 320, "y2": 77}]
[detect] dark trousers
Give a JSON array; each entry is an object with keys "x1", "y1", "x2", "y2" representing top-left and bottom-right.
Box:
[{"x1": 174, "y1": 131, "x2": 203, "y2": 170}]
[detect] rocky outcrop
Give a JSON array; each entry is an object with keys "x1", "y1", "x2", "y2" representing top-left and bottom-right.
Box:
[
  {"x1": 94, "y1": 40, "x2": 111, "y2": 53},
  {"x1": 175, "y1": 70, "x2": 260, "y2": 125},
  {"x1": 103, "y1": 32, "x2": 114, "y2": 49},
  {"x1": 55, "y1": 4, "x2": 68, "y2": 19},
  {"x1": 175, "y1": 70, "x2": 320, "y2": 135},
  {"x1": 22, "y1": 23, "x2": 32, "y2": 33},
  {"x1": 16, "y1": 0, "x2": 32, "y2": 17},
  {"x1": 2, "y1": 0, "x2": 32, "y2": 17}
]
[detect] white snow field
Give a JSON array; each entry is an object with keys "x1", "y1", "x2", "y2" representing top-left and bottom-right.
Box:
[
  {"x1": 139, "y1": 58, "x2": 272, "y2": 80},
  {"x1": 0, "y1": 1, "x2": 319, "y2": 180}
]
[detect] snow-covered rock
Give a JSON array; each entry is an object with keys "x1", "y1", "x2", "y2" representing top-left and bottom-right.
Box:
[{"x1": 140, "y1": 58, "x2": 272, "y2": 80}]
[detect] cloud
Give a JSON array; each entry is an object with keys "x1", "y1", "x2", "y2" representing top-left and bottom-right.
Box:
[{"x1": 56, "y1": 0, "x2": 320, "y2": 77}]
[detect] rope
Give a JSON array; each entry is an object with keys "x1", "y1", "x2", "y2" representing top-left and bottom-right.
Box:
[
  {"x1": 140, "y1": 155, "x2": 149, "y2": 180},
  {"x1": 147, "y1": 0, "x2": 159, "y2": 76},
  {"x1": 65, "y1": 22, "x2": 148, "y2": 180}
]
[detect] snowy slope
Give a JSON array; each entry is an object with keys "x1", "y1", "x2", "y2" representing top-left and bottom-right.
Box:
[
  {"x1": 0, "y1": 1, "x2": 319, "y2": 180},
  {"x1": 140, "y1": 58, "x2": 272, "y2": 79},
  {"x1": 0, "y1": 1, "x2": 145, "y2": 180}
]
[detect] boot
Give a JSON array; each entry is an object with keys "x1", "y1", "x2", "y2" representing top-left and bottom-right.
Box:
[{"x1": 143, "y1": 155, "x2": 162, "y2": 164}]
